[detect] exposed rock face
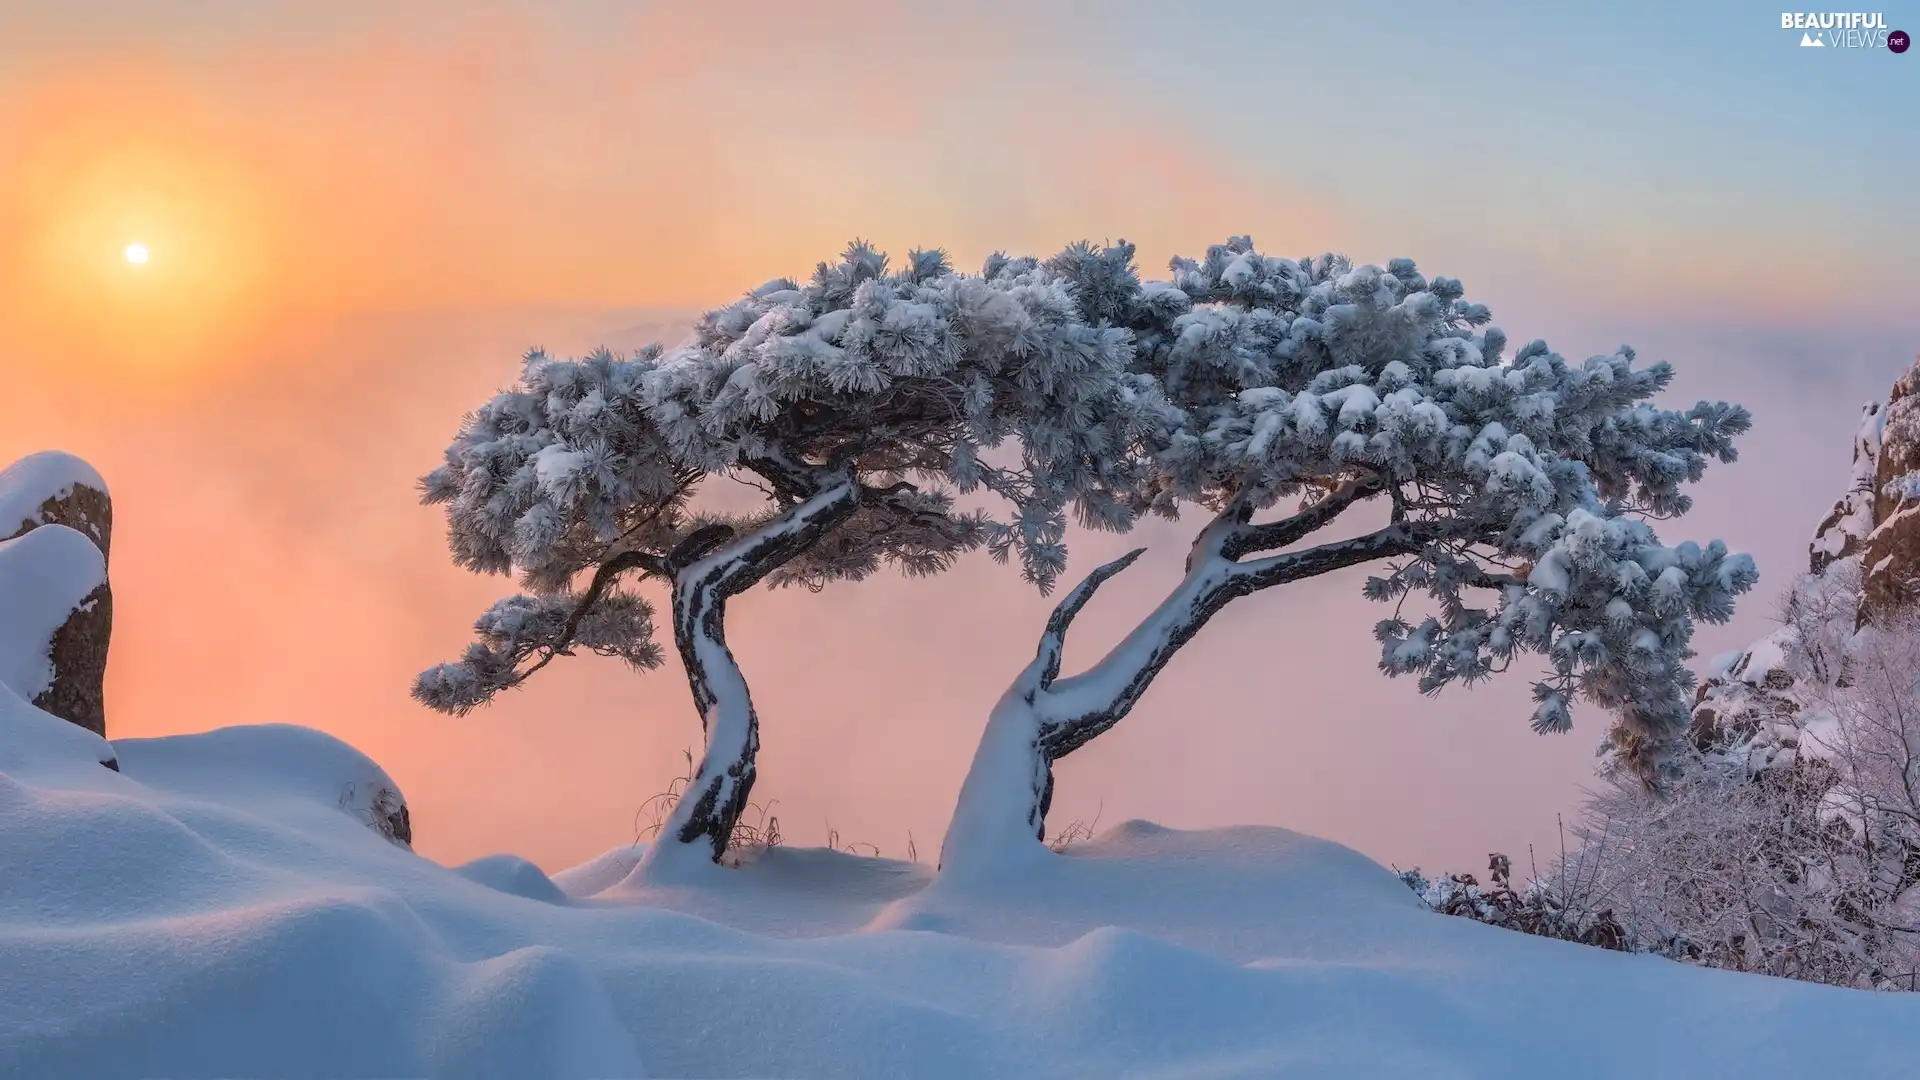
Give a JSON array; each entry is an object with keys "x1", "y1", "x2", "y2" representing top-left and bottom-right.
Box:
[
  {"x1": 31, "y1": 583, "x2": 112, "y2": 738},
  {"x1": 0, "y1": 452, "x2": 113, "y2": 737},
  {"x1": 1861, "y1": 505, "x2": 1920, "y2": 619},
  {"x1": 1862, "y1": 363, "x2": 1920, "y2": 620},
  {"x1": 1693, "y1": 355, "x2": 1920, "y2": 761},
  {"x1": 1874, "y1": 363, "x2": 1920, "y2": 523}
]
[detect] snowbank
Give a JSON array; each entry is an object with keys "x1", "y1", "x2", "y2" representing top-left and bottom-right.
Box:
[
  {"x1": 4, "y1": 718, "x2": 1920, "y2": 1079},
  {"x1": 0, "y1": 719, "x2": 638, "y2": 1079}
]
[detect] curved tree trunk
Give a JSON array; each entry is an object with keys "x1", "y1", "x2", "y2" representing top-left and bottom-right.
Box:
[
  {"x1": 637, "y1": 478, "x2": 860, "y2": 880},
  {"x1": 937, "y1": 662, "x2": 1059, "y2": 879},
  {"x1": 641, "y1": 554, "x2": 764, "y2": 877},
  {"x1": 939, "y1": 544, "x2": 1226, "y2": 877},
  {"x1": 940, "y1": 481, "x2": 1413, "y2": 876}
]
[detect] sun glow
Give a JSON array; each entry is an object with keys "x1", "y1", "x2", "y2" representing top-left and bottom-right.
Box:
[{"x1": 3, "y1": 89, "x2": 292, "y2": 375}]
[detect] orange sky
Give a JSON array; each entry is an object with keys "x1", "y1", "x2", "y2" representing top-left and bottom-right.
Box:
[
  {"x1": 0, "y1": 4, "x2": 1353, "y2": 375},
  {"x1": 3, "y1": 2, "x2": 1916, "y2": 876}
]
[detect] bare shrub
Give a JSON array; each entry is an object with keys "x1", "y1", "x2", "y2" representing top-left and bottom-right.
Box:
[
  {"x1": 1414, "y1": 609, "x2": 1920, "y2": 990},
  {"x1": 1047, "y1": 803, "x2": 1103, "y2": 854}
]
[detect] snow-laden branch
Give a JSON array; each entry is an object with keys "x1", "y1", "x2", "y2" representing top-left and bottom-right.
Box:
[
  {"x1": 1035, "y1": 547, "x2": 1145, "y2": 690},
  {"x1": 1216, "y1": 472, "x2": 1387, "y2": 562},
  {"x1": 421, "y1": 239, "x2": 1158, "y2": 864},
  {"x1": 940, "y1": 236, "x2": 1758, "y2": 871},
  {"x1": 411, "y1": 587, "x2": 664, "y2": 716}
]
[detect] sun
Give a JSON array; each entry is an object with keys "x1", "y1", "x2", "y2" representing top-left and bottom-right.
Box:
[{"x1": 123, "y1": 242, "x2": 149, "y2": 265}]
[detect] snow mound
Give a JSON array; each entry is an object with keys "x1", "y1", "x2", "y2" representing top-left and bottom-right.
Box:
[
  {"x1": 431, "y1": 944, "x2": 642, "y2": 1079},
  {"x1": 551, "y1": 842, "x2": 649, "y2": 899},
  {"x1": 454, "y1": 854, "x2": 569, "y2": 903},
  {"x1": 612, "y1": 842, "x2": 936, "y2": 938},
  {"x1": 869, "y1": 820, "x2": 1422, "y2": 963},
  {"x1": 114, "y1": 723, "x2": 411, "y2": 845},
  {"x1": 0, "y1": 523, "x2": 106, "y2": 704},
  {"x1": 4, "y1": 734, "x2": 1920, "y2": 1077},
  {"x1": 0, "y1": 450, "x2": 107, "y2": 540},
  {"x1": 0, "y1": 679, "x2": 117, "y2": 777}
]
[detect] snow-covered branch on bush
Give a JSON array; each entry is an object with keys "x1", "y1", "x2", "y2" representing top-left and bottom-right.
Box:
[{"x1": 1515, "y1": 605, "x2": 1920, "y2": 990}]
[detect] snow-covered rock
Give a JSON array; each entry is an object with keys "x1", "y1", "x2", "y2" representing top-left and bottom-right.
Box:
[
  {"x1": 0, "y1": 450, "x2": 111, "y2": 557},
  {"x1": 1694, "y1": 354, "x2": 1920, "y2": 761},
  {"x1": 0, "y1": 522, "x2": 112, "y2": 738},
  {"x1": 113, "y1": 723, "x2": 415, "y2": 849},
  {"x1": 0, "y1": 451, "x2": 114, "y2": 736},
  {"x1": 1808, "y1": 400, "x2": 1883, "y2": 575}
]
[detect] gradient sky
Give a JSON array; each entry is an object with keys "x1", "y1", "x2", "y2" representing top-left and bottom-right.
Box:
[{"x1": 2, "y1": 1, "x2": 1916, "y2": 877}]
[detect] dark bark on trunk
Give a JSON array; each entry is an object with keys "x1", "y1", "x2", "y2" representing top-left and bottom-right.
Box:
[
  {"x1": 964, "y1": 480, "x2": 1431, "y2": 849},
  {"x1": 662, "y1": 565, "x2": 760, "y2": 862},
  {"x1": 656, "y1": 480, "x2": 862, "y2": 864},
  {"x1": 1043, "y1": 493, "x2": 1416, "y2": 756}
]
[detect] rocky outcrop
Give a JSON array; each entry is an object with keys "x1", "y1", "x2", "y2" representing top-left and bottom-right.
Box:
[
  {"x1": 1861, "y1": 363, "x2": 1920, "y2": 620},
  {"x1": 1808, "y1": 401, "x2": 1882, "y2": 576},
  {"x1": 1693, "y1": 355, "x2": 1920, "y2": 763},
  {"x1": 0, "y1": 452, "x2": 113, "y2": 737}
]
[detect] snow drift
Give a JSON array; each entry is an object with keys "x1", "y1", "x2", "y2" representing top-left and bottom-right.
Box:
[
  {"x1": 2, "y1": 422, "x2": 1917, "y2": 1075},
  {"x1": 3, "y1": 702, "x2": 1919, "y2": 1079}
]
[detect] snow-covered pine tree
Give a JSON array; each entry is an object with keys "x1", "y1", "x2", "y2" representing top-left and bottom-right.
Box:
[
  {"x1": 418, "y1": 242, "x2": 1142, "y2": 875},
  {"x1": 939, "y1": 237, "x2": 1758, "y2": 874}
]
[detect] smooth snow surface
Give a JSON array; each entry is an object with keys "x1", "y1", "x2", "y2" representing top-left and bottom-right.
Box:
[
  {"x1": 0, "y1": 523, "x2": 106, "y2": 703},
  {"x1": 0, "y1": 680, "x2": 115, "y2": 775},
  {"x1": 5, "y1": 718, "x2": 1920, "y2": 1079},
  {"x1": 454, "y1": 854, "x2": 569, "y2": 904},
  {"x1": 0, "y1": 450, "x2": 107, "y2": 540},
  {"x1": 113, "y1": 722, "x2": 409, "y2": 839},
  {"x1": 550, "y1": 842, "x2": 648, "y2": 899}
]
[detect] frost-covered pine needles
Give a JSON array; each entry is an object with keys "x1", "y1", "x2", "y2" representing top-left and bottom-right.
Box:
[{"x1": 417, "y1": 235, "x2": 1754, "y2": 864}]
